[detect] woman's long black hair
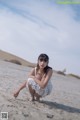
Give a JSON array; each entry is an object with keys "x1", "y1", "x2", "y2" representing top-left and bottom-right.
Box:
[{"x1": 36, "y1": 53, "x2": 52, "y2": 74}]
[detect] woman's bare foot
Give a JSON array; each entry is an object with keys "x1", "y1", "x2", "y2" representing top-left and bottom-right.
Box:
[
  {"x1": 35, "y1": 96, "x2": 40, "y2": 102},
  {"x1": 31, "y1": 95, "x2": 35, "y2": 101},
  {"x1": 34, "y1": 92, "x2": 41, "y2": 102},
  {"x1": 29, "y1": 96, "x2": 35, "y2": 102},
  {"x1": 13, "y1": 91, "x2": 20, "y2": 98},
  {"x1": 31, "y1": 97, "x2": 35, "y2": 101}
]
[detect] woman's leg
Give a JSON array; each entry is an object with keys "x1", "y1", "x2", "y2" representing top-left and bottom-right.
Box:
[
  {"x1": 34, "y1": 92, "x2": 41, "y2": 101},
  {"x1": 13, "y1": 81, "x2": 27, "y2": 98},
  {"x1": 28, "y1": 84, "x2": 35, "y2": 101},
  {"x1": 28, "y1": 85, "x2": 41, "y2": 101}
]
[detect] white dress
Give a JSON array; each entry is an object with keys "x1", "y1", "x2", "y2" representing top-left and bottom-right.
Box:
[{"x1": 26, "y1": 67, "x2": 52, "y2": 97}]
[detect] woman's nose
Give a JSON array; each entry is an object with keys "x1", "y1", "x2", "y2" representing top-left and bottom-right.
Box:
[{"x1": 41, "y1": 62, "x2": 44, "y2": 65}]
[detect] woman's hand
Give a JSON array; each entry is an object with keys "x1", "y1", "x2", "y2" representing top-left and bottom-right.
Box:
[
  {"x1": 29, "y1": 75, "x2": 39, "y2": 82},
  {"x1": 29, "y1": 76, "x2": 35, "y2": 79}
]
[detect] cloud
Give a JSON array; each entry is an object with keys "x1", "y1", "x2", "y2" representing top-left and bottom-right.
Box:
[{"x1": 0, "y1": 0, "x2": 80, "y2": 75}]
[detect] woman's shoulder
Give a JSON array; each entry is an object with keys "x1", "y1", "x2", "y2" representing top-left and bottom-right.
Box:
[
  {"x1": 30, "y1": 67, "x2": 35, "y2": 74},
  {"x1": 44, "y1": 66, "x2": 53, "y2": 76},
  {"x1": 48, "y1": 66, "x2": 52, "y2": 70},
  {"x1": 47, "y1": 66, "x2": 53, "y2": 72}
]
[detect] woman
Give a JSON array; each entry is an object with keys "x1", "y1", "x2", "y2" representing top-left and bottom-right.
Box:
[{"x1": 13, "y1": 53, "x2": 53, "y2": 101}]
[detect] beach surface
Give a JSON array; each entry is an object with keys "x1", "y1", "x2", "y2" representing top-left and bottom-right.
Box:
[{"x1": 0, "y1": 60, "x2": 80, "y2": 120}]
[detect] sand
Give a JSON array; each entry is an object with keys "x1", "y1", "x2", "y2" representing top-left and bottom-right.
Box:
[{"x1": 0, "y1": 60, "x2": 80, "y2": 120}]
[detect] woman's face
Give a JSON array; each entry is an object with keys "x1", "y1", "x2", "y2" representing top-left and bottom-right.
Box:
[{"x1": 38, "y1": 58, "x2": 48, "y2": 69}]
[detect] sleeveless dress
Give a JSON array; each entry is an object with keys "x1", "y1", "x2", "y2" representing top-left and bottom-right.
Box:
[{"x1": 26, "y1": 67, "x2": 52, "y2": 97}]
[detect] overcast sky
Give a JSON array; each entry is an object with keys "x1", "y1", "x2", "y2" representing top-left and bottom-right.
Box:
[{"x1": 0, "y1": 0, "x2": 80, "y2": 75}]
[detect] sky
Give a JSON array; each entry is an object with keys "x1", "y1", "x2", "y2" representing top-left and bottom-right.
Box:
[{"x1": 0, "y1": 0, "x2": 80, "y2": 75}]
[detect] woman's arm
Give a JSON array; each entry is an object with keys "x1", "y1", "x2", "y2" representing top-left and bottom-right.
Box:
[
  {"x1": 28, "y1": 68, "x2": 44, "y2": 81},
  {"x1": 28, "y1": 68, "x2": 35, "y2": 79},
  {"x1": 34, "y1": 69, "x2": 53, "y2": 89}
]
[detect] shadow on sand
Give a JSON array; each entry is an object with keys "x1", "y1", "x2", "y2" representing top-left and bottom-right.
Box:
[{"x1": 40, "y1": 100, "x2": 80, "y2": 113}]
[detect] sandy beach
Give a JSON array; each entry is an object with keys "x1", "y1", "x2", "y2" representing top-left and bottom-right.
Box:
[{"x1": 0, "y1": 60, "x2": 80, "y2": 120}]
